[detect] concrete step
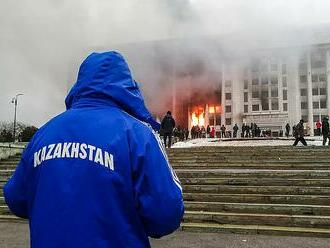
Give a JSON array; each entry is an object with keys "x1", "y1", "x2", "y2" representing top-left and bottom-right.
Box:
[
  {"x1": 183, "y1": 211, "x2": 330, "y2": 228},
  {"x1": 180, "y1": 178, "x2": 330, "y2": 186},
  {"x1": 183, "y1": 185, "x2": 330, "y2": 195},
  {"x1": 0, "y1": 169, "x2": 15, "y2": 177},
  {"x1": 0, "y1": 214, "x2": 24, "y2": 222},
  {"x1": 172, "y1": 163, "x2": 330, "y2": 170},
  {"x1": 0, "y1": 205, "x2": 11, "y2": 215},
  {"x1": 176, "y1": 169, "x2": 330, "y2": 179},
  {"x1": 180, "y1": 222, "x2": 330, "y2": 238},
  {"x1": 184, "y1": 193, "x2": 330, "y2": 205},
  {"x1": 185, "y1": 201, "x2": 330, "y2": 215}
]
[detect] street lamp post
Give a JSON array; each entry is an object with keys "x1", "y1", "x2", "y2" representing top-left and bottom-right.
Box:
[{"x1": 12, "y1": 93, "x2": 23, "y2": 143}]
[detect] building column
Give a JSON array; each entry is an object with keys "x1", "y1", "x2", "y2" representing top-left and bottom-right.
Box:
[
  {"x1": 231, "y1": 63, "x2": 243, "y2": 127},
  {"x1": 221, "y1": 62, "x2": 226, "y2": 126},
  {"x1": 287, "y1": 53, "x2": 301, "y2": 126},
  {"x1": 326, "y1": 50, "x2": 330, "y2": 116},
  {"x1": 307, "y1": 51, "x2": 314, "y2": 136},
  {"x1": 278, "y1": 59, "x2": 284, "y2": 112}
]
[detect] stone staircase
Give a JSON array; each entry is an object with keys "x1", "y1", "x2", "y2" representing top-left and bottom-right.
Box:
[
  {"x1": 168, "y1": 146, "x2": 330, "y2": 237},
  {"x1": 2, "y1": 147, "x2": 330, "y2": 237}
]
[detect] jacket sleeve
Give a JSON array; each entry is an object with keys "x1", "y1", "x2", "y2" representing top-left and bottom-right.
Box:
[
  {"x1": 131, "y1": 127, "x2": 184, "y2": 238},
  {"x1": 3, "y1": 155, "x2": 29, "y2": 219}
]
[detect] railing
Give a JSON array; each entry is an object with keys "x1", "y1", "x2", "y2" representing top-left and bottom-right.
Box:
[{"x1": 0, "y1": 143, "x2": 26, "y2": 160}]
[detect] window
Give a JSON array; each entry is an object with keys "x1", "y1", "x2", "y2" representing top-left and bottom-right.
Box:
[
  {"x1": 261, "y1": 90, "x2": 268, "y2": 98},
  {"x1": 225, "y1": 118, "x2": 231, "y2": 125},
  {"x1": 244, "y1": 92, "x2": 248, "y2": 102},
  {"x1": 225, "y1": 105, "x2": 232, "y2": 113},
  {"x1": 282, "y1": 64, "x2": 287, "y2": 74},
  {"x1": 270, "y1": 76, "x2": 278, "y2": 85},
  {"x1": 313, "y1": 101, "x2": 319, "y2": 109},
  {"x1": 209, "y1": 116, "x2": 215, "y2": 125},
  {"x1": 271, "y1": 88, "x2": 278, "y2": 97},
  {"x1": 261, "y1": 77, "x2": 268, "y2": 85},
  {"x1": 282, "y1": 77, "x2": 287, "y2": 87},
  {"x1": 301, "y1": 102, "x2": 308, "y2": 109},
  {"x1": 300, "y1": 75, "x2": 307, "y2": 83},
  {"x1": 252, "y1": 104, "x2": 260, "y2": 111},
  {"x1": 312, "y1": 60, "x2": 326, "y2": 68},
  {"x1": 252, "y1": 78, "x2": 259, "y2": 85},
  {"x1": 225, "y1": 80, "x2": 232, "y2": 87},
  {"x1": 321, "y1": 100, "x2": 327, "y2": 109},
  {"x1": 319, "y1": 74, "x2": 327, "y2": 82},
  {"x1": 301, "y1": 115, "x2": 308, "y2": 122},
  {"x1": 312, "y1": 74, "x2": 318, "y2": 82},
  {"x1": 320, "y1": 88, "x2": 326, "y2": 95},
  {"x1": 271, "y1": 99, "x2": 279, "y2": 110},
  {"x1": 283, "y1": 90, "x2": 287, "y2": 100},
  {"x1": 312, "y1": 88, "x2": 318, "y2": 96},
  {"x1": 262, "y1": 101, "x2": 269, "y2": 110},
  {"x1": 300, "y1": 88, "x2": 307, "y2": 96},
  {"x1": 271, "y1": 63, "x2": 277, "y2": 71},
  {"x1": 244, "y1": 80, "x2": 248, "y2": 89},
  {"x1": 244, "y1": 105, "x2": 248, "y2": 113},
  {"x1": 252, "y1": 91, "x2": 259, "y2": 98},
  {"x1": 283, "y1": 103, "x2": 288, "y2": 111},
  {"x1": 216, "y1": 115, "x2": 221, "y2": 125},
  {"x1": 225, "y1": 93, "x2": 232, "y2": 100}
]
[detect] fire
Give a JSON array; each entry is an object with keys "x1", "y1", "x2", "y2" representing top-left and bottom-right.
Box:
[{"x1": 191, "y1": 108, "x2": 205, "y2": 126}]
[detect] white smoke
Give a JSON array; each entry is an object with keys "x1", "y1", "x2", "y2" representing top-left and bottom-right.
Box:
[{"x1": 1, "y1": 0, "x2": 330, "y2": 126}]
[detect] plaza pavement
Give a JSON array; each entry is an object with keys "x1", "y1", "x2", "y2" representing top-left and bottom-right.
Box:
[{"x1": 0, "y1": 222, "x2": 328, "y2": 248}]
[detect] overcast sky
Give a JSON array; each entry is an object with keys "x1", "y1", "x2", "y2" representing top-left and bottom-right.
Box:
[{"x1": 1, "y1": 0, "x2": 330, "y2": 127}]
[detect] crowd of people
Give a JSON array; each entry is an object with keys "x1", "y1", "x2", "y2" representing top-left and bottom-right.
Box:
[{"x1": 160, "y1": 110, "x2": 330, "y2": 148}]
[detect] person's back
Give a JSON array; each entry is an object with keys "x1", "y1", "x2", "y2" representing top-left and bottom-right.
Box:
[
  {"x1": 161, "y1": 113, "x2": 175, "y2": 134},
  {"x1": 4, "y1": 52, "x2": 184, "y2": 248},
  {"x1": 322, "y1": 119, "x2": 329, "y2": 135}
]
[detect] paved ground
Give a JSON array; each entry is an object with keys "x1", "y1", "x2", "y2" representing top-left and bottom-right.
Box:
[{"x1": 0, "y1": 222, "x2": 329, "y2": 247}]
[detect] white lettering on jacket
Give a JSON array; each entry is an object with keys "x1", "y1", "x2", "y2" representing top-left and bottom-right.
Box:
[{"x1": 33, "y1": 142, "x2": 114, "y2": 171}]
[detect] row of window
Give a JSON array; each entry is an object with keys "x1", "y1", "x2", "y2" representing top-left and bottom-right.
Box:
[
  {"x1": 243, "y1": 102, "x2": 288, "y2": 112},
  {"x1": 249, "y1": 63, "x2": 286, "y2": 73},
  {"x1": 244, "y1": 77, "x2": 287, "y2": 89},
  {"x1": 300, "y1": 74, "x2": 327, "y2": 83},
  {"x1": 301, "y1": 101, "x2": 327, "y2": 109},
  {"x1": 300, "y1": 88, "x2": 327, "y2": 96},
  {"x1": 209, "y1": 116, "x2": 232, "y2": 125}
]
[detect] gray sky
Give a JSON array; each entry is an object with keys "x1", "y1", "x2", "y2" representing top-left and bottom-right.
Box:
[{"x1": 1, "y1": 0, "x2": 330, "y2": 127}]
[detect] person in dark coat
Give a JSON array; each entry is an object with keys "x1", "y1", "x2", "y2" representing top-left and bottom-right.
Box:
[
  {"x1": 220, "y1": 125, "x2": 226, "y2": 138},
  {"x1": 242, "y1": 123, "x2": 246, "y2": 138},
  {"x1": 322, "y1": 117, "x2": 330, "y2": 146},
  {"x1": 161, "y1": 111, "x2": 176, "y2": 148},
  {"x1": 206, "y1": 125, "x2": 211, "y2": 138},
  {"x1": 285, "y1": 123, "x2": 290, "y2": 138},
  {"x1": 233, "y1": 124, "x2": 239, "y2": 138},
  {"x1": 293, "y1": 119, "x2": 307, "y2": 146}
]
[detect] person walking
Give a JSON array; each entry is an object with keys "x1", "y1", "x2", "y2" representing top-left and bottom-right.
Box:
[
  {"x1": 233, "y1": 124, "x2": 239, "y2": 138},
  {"x1": 161, "y1": 111, "x2": 176, "y2": 148},
  {"x1": 293, "y1": 119, "x2": 307, "y2": 146},
  {"x1": 285, "y1": 123, "x2": 290, "y2": 138},
  {"x1": 4, "y1": 51, "x2": 184, "y2": 248},
  {"x1": 316, "y1": 120, "x2": 322, "y2": 136},
  {"x1": 242, "y1": 123, "x2": 246, "y2": 138},
  {"x1": 322, "y1": 117, "x2": 330, "y2": 146}
]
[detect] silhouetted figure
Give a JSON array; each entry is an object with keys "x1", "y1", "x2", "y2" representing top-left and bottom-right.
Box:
[
  {"x1": 293, "y1": 119, "x2": 307, "y2": 146},
  {"x1": 161, "y1": 111, "x2": 175, "y2": 148},
  {"x1": 206, "y1": 125, "x2": 211, "y2": 138},
  {"x1": 322, "y1": 117, "x2": 330, "y2": 146},
  {"x1": 285, "y1": 123, "x2": 290, "y2": 138},
  {"x1": 242, "y1": 123, "x2": 246, "y2": 137},
  {"x1": 210, "y1": 127, "x2": 215, "y2": 138},
  {"x1": 233, "y1": 124, "x2": 239, "y2": 138},
  {"x1": 220, "y1": 125, "x2": 226, "y2": 138}
]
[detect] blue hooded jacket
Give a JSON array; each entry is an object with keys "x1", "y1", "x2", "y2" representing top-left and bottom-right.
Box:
[{"x1": 4, "y1": 51, "x2": 184, "y2": 248}]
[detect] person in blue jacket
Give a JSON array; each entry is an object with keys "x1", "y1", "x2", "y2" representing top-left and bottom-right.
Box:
[{"x1": 4, "y1": 51, "x2": 184, "y2": 248}]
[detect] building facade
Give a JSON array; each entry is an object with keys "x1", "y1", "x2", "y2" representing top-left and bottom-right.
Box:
[{"x1": 186, "y1": 45, "x2": 330, "y2": 136}]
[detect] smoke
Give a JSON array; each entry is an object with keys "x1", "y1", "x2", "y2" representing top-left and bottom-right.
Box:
[{"x1": 1, "y1": 0, "x2": 330, "y2": 127}]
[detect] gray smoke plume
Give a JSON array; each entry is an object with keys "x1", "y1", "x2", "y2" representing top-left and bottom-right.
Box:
[{"x1": 1, "y1": 0, "x2": 330, "y2": 127}]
